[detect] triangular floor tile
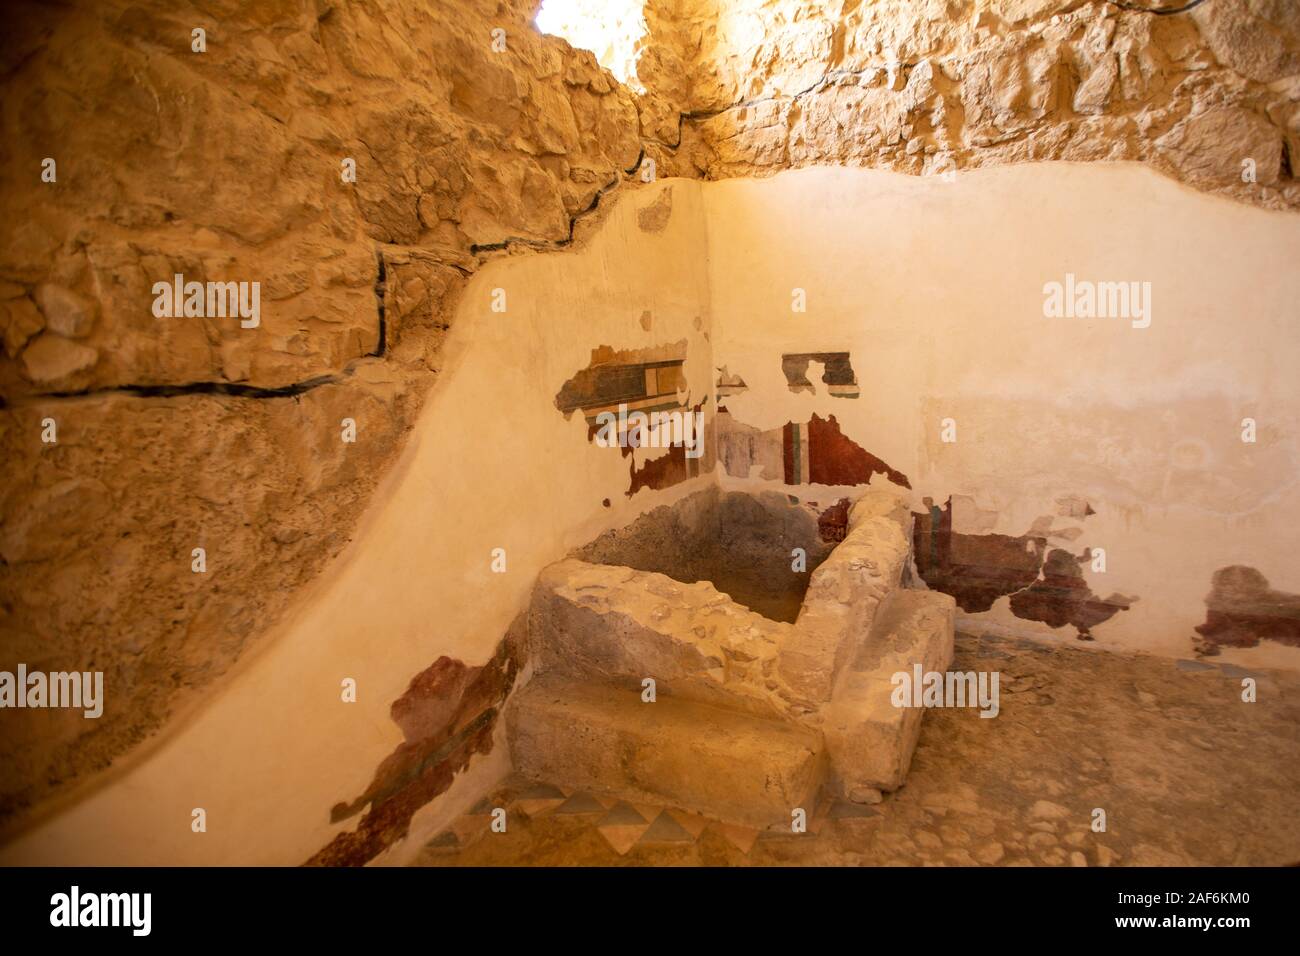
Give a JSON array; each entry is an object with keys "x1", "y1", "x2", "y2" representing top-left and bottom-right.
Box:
[
  {"x1": 633, "y1": 803, "x2": 663, "y2": 823},
  {"x1": 516, "y1": 782, "x2": 567, "y2": 800},
  {"x1": 639, "y1": 811, "x2": 697, "y2": 844},
  {"x1": 715, "y1": 823, "x2": 760, "y2": 855},
  {"x1": 597, "y1": 823, "x2": 650, "y2": 856},
  {"x1": 599, "y1": 802, "x2": 649, "y2": 827},
  {"x1": 554, "y1": 792, "x2": 606, "y2": 814},
  {"x1": 515, "y1": 798, "x2": 566, "y2": 818},
  {"x1": 666, "y1": 809, "x2": 709, "y2": 839}
]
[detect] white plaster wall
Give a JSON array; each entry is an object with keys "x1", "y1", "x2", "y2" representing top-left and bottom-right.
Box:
[
  {"x1": 0, "y1": 179, "x2": 717, "y2": 865},
  {"x1": 705, "y1": 163, "x2": 1300, "y2": 671}
]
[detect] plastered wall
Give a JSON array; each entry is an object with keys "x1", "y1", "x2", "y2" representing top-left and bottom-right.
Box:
[{"x1": 707, "y1": 162, "x2": 1300, "y2": 671}]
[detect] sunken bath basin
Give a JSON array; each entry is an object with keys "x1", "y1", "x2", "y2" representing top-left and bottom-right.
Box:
[
  {"x1": 507, "y1": 487, "x2": 956, "y2": 827},
  {"x1": 573, "y1": 487, "x2": 836, "y2": 623}
]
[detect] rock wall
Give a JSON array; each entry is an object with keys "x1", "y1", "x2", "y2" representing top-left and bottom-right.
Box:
[
  {"x1": 651, "y1": 0, "x2": 1300, "y2": 209},
  {"x1": 0, "y1": 0, "x2": 647, "y2": 826}
]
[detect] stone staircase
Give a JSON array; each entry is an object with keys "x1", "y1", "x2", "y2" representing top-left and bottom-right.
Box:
[{"x1": 506, "y1": 488, "x2": 955, "y2": 828}]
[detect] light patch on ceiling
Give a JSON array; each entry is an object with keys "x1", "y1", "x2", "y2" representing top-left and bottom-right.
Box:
[{"x1": 534, "y1": 0, "x2": 647, "y2": 90}]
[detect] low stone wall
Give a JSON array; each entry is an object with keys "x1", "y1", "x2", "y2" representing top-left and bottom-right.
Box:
[{"x1": 780, "y1": 491, "x2": 916, "y2": 704}]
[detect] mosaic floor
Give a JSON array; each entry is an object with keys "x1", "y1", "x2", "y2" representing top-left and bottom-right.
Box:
[{"x1": 413, "y1": 632, "x2": 1300, "y2": 867}]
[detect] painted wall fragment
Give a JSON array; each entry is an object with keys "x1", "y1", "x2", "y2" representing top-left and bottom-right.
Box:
[
  {"x1": 554, "y1": 341, "x2": 689, "y2": 428},
  {"x1": 781, "y1": 352, "x2": 859, "y2": 398},
  {"x1": 716, "y1": 410, "x2": 785, "y2": 481},
  {"x1": 305, "y1": 627, "x2": 522, "y2": 867},
  {"x1": 715, "y1": 366, "x2": 748, "y2": 397},
  {"x1": 913, "y1": 497, "x2": 1045, "y2": 613},
  {"x1": 555, "y1": 341, "x2": 710, "y2": 498},
  {"x1": 716, "y1": 410, "x2": 909, "y2": 489},
  {"x1": 1195, "y1": 566, "x2": 1300, "y2": 652},
  {"x1": 817, "y1": 497, "x2": 851, "y2": 542},
  {"x1": 808, "y1": 413, "x2": 908, "y2": 487},
  {"x1": 626, "y1": 401, "x2": 709, "y2": 498},
  {"x1": 913, "y1": 496, "x2": 1134, "y2": 640},
  {"x1": 1008, "y1": 549, "x2": 1135, "y2": 641}
]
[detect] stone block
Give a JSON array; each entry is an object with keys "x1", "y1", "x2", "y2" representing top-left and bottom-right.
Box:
[
  {"x1": 529, "y1": 559, "x2": 795, "y2": 719},
  {"x1": 824, "y1": 589, "x2": 955, "y2": 793},
  {"x1": 779, "y1": 488, "x2": 913, "y2": 703},
  {"x1": 508, "y1": 675, "x2": 824, "y2": 829}
]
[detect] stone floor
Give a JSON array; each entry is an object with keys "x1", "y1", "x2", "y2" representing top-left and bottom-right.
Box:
[{"x1": 412, "y1": 631, "x2": 1300, "y2": 867}]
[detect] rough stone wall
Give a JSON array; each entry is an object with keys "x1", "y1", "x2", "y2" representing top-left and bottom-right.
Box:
[
  {"x1": 0, "y1": 0, "x2": 646, "y2": 825},
  {"x1": 649, "y1": 0, "x2": 1300, "y2": 209}
]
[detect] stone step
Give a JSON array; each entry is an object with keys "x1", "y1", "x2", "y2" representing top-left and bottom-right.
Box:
[
  {"x1": 824, "y1": 588, "x2": 956, "y2": 796},
  {"x1": 507, "y1": 674, "x2": 825, "y2": 829}
]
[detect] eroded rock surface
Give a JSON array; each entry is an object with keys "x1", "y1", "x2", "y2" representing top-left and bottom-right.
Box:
[{"x1": 646, "y1": 0, "x2": 1300, "y2": 209}]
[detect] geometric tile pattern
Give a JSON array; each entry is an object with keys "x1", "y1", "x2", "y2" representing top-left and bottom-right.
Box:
[{"x1": 417, "y1": 775, "x2": 880, "y2": 863}]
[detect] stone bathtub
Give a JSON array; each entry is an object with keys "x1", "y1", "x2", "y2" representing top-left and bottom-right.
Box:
[{"x1": 506, "y1": 486, "x2": 955, "y2": 827}]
